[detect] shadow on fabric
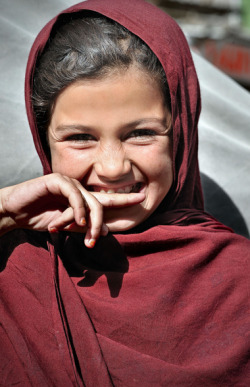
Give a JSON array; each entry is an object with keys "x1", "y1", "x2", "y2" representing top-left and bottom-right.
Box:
[
  {"x1": 61, "y1": 233, "x2": 129, "y2": 298},
  {"x1": 201, "y1": 173, "x2": 249, "y2": 239}
]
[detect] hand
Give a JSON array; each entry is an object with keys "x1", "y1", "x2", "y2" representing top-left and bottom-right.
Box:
[{"x1": 0, "y1": 173, "x2": 145, "y2": 247}]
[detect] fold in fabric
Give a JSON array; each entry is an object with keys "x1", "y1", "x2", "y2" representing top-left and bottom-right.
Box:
[{"x1": 1, "y1": 227, "x2": 249, "y2": 385}]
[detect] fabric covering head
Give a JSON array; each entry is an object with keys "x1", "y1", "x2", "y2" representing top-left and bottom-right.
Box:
[
  {"x1": 0, "y1": 0, "x2": 248, "y2": 386},
  {"x1": 25, "y1": 0, "x2": 203, "y2": 215}
]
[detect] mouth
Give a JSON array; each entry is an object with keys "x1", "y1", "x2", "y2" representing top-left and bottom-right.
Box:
[{"x1": 88, "y1": 182, "x2": 143, "y2": 194}]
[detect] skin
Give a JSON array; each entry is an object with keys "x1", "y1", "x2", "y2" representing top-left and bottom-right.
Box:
[{"x1": 0, "y1": 67, "x2": 173, "y2": 248}]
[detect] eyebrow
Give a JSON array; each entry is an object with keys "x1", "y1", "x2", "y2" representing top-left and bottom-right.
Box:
[
  {"x1": 55, "y1": 118, "x2": 168, "y2": 133},
  {"x1": 125, "y1": 118, "x2": 167, "y2": 128}
]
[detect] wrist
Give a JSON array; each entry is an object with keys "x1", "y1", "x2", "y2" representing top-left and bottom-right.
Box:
[{"x1": 0, "y1": 189, "x2": 16, "y2": 236}]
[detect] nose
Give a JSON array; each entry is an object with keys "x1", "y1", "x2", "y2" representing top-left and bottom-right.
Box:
[{"x1": 94, "y1": 142, "x2": 131, "y2": 181}]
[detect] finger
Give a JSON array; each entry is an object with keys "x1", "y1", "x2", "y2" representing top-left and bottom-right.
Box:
[
  {"x1": 91, "y1": 192, "x2": 145, "y2": 208},
  {"x1": 48, "y1": 206, "x2": 86, "y2": 232},
  {"x1": 78, "y1": 192, "x2": 104, "y2": 245},
  {"x1": 45, "y1": 174, "x2": 87, "y2": 226},
  {"x1": 100, "y1": 223, "x2": 109, "y2": 236},
  {"x1": 81, "y1": 191, "x2": 144, "y2": 243},
  {"x1": 47, "y1": 177, "x2": 107, "y2": 243},
  {"x1": 62, "y1": 221, "x2": 108, "y2": 238}
]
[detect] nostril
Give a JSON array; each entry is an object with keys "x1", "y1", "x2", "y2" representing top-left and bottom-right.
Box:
[{"x1": 94, "y1": 155, "x2": 132, "y2": 180}]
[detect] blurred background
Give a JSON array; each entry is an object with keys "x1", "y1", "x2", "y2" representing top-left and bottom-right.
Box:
[{"x1": 148, "y1": 0, "x2": 250, "y2": 91}]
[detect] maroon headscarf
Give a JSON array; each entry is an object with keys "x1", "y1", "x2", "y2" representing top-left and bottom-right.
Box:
[
  {"x1": 25, "y1": 0, "x2": 203, "y2": 213},
  {"x1": 1, "y1": 1, "x2": 249, "y2": 386}
]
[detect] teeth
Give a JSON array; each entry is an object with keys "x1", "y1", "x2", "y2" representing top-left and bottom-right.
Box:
[{"x1": 96, "y1": 183, "x2": 141, "y2": 194}]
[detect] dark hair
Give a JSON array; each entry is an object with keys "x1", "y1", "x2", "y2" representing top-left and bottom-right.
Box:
[{"x1": 32, "y1": 12, "x2": 170, "y2": 151}]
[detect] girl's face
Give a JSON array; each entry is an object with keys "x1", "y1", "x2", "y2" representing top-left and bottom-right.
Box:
[{"x1": 48, "y1": 68, "x2": 173, "y2": 231}]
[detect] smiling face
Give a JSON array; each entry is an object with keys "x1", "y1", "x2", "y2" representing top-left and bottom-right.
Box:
[{"x1": 48, "y1": 67, "x2": 173, "y2": 231}]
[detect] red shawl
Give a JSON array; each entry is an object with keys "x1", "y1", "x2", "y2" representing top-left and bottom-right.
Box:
[{"x1": 1, "y1": 0, "x2": 249, "y2": 385}]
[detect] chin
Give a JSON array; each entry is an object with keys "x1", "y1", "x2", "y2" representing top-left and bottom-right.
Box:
[
  {"x1": 104, "y1": 205, "x2": 152, "y2": 233},
  {"x1": 108, "y1": 220, "x2": 138, "y2": 233}
]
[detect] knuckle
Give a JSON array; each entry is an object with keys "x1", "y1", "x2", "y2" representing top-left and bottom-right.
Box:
[
  {"x1": 89, "y1": 195, "x2": 103, "y2": 211},
  {"x1": 71, "y1": 186, "x2": 81, "y2": 195},
  {"x1": 92, "y1": 224, "x2": 103, "y2": 234},
  {"x1": 71, "y1": 178, "x2": 81, "y2": 185},
  {"x1": 95, "y1": 201, "x2": 103, "y2": 211},
  {"x1": 108, "y1": 197, "x2": 116, "y2": 206},
  {"x1": 52, "y1": 172, "x2": 62, "y2": 181}
]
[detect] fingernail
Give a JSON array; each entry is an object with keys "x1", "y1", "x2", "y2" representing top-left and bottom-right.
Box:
[
  {"x1": 68, "y1": 222, "x2": 76, "y2": 230},
  {"x1": 49, "y1": 227, "x2": 58, "y2": 233},
  {"x1": 86, "y1": 239, "x2": 96, "y2": 248},
  {"x1": 80, "y1": 217, "x2": 86, "y2": 226}
]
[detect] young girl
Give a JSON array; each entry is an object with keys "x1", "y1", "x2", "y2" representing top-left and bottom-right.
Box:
[{"x1": 0, "y1": 0, "x2": 249, "y2": 385}]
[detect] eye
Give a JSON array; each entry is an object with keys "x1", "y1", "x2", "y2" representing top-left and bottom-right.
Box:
[
  {"x1": 127, "y1": 129, "x2": 157, "y2": 139},
  {"x1": 66, "y1": 133, "x2": 96, "y2": 142}
]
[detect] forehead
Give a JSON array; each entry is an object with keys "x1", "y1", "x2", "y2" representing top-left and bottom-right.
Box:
[{"x1": 50, "y1": 67, "x2": 168, "y2": 129}]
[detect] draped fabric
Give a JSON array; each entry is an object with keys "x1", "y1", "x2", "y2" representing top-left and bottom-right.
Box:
[
  {"x1": 0, "y1": 0, "x2": 250, "y2": 385},
  {"x1": 25, "y1": 0, "x2": 204, "y2": 212}
]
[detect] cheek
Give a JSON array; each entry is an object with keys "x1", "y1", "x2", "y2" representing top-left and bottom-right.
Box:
[
  {"x1": 50, "y1": 146, "x2": 88, "y2": 177},
  {"x1": 144, "y1": 150, "x2": 173, "y2": 182},
  {"x1": 50, "y1": 146, "x2": 68, "y2": 173},
  {"x1": 150, "y1": 158, "x2": 173, "y2": 202}
]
